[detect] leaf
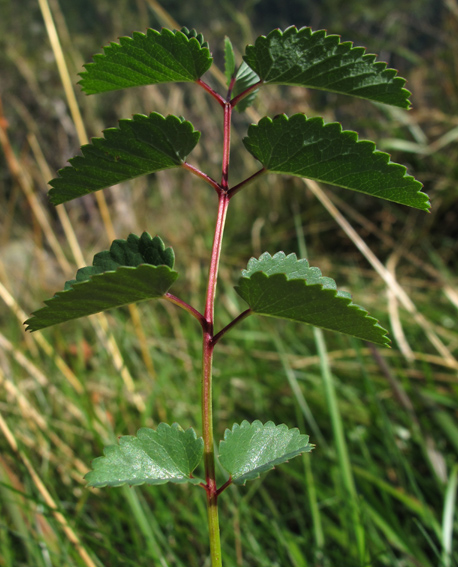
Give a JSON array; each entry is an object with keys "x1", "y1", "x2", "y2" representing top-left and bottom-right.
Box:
[
  {"x1": 49, "y1": 113, "x2": 200, "y2": 205},
  {"x1": 25, "y1": 233, "x2": 178, "y2": 331},
  {"x1": 79, "y1": 28, "x2": 212, "y2": 95},
  {"x1": 219, "y1": 421, "x2": 313, "y2": 485},
  {"x1": 244, "y1": 26, "x2": 411, "y2": 108},
  {"x1": 232, "y1": 61, "x2": 260, "y2": 112},
  {"x1": 64, "y1": 232, "x2": 174, "y2": 288},
  {"x1": 224, "y1": 36, "x2": 236, "y2": 87},
  {"x1": 180, "y1": 27, "x2": 209, "y2": 50},
  {"x1": 243, "y1": 114, "x2": 430, "y2": 211},
  {"x1": 85, "y1": 423, "x2": 204, "y2": 488},
  {"x1": 25, "y1": 265, "x2": 177, "y2": 331},
  {"x1": 235, "y1": 252, "x2": 390, "y2": 346}
]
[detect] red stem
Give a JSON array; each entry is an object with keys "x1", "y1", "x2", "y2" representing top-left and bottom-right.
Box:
[
  {"x1": 196, "y1": 79, "x2": 226, "y2": 107},
  {"x1": 216, "y1": 477, "x2": 233, "y2": 496},
  {"x1": 230, "y1": 79, "x2": 263, "y2": 108},
  {"x1": 183, "y1": 162, "x2": 222, "y2": 195},
  {"x1": 226, "y1": 74, "x2": 237, "y2": 101},
  {"x1": 163, "y1": 293, "x2": 206, "y2": 329},
  {"x1": 199, "y1": 93, "x2": 235, "y2": 565},
  {"x1": 212, "y1": 309, "x2": 252, "y2": 346},
  {"x1": 227, "y1": 168, "x2": 267, "y2": 199},
  {"x1": 201, "y1": 190, "x2": 229, "y2": 566},
  {"x1": 221, "y1": 103, "x2": 232, "y2": 191}
]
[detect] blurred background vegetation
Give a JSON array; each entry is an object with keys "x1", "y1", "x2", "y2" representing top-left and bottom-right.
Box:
[{"x1": 0, "y1": 0, "x2": 457, "y2": 566}]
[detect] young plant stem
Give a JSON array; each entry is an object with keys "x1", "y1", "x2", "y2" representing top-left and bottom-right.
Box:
[
  {"x1": 202, "y1": 192, "x2": 229, "y2": 567},
  {"x1": 230, "y1": 79, "x2": 263, "y2": 108},
  {"x1": 164, "y1": 293, "x2": 206, "y2": 328},
  {"x1": 201, "y1": 97, "x2": 233, "y2": 566},
  {"x1": 182, "y1": 162, "x2": 221, "y2": 194},
  {"x1": 196, "y1": 79, "x2": 226, "y2": 107},
  {"x1": 227, "y1": 168, "x2": 267, "y2": 198},
  {"x1": 212, "y1": 309, "x2": 251, "y2": 346}
]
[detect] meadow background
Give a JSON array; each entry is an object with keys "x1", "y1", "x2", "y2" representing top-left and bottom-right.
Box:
[{"x1": 0, "y1": 0, "x2": 457, "y2": 565}]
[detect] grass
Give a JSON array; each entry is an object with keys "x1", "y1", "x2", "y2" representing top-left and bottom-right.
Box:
[{"x1": 1, "y1": 0, "x2": 458, "y2": 566}]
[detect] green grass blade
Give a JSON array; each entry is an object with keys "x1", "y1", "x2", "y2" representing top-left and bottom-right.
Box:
[
  {"x1": 442, "y1": 464, "x2": 458, "y2": 567},
  {"x1": 314, "y1": 327, "x2": 366, "y2": 564}
]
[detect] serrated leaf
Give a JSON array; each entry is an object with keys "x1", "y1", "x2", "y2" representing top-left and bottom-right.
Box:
[
  {"x1": 79, "y1": 28, "x2": 212, "y2": 95},
  {"x1": 235, "y1": 252, "x2": 390, "y2": 346},
  {"x1": 224, "y1": 36, "x2": 236, "y2": 87},
  {"x1": 219, "y1": 421, "x2": 313, "y2": 485},
  {"x1": 180, "y1": 27, "x2": 209, "y2": 50},
  {"x1": 244, "y1": 26, "x2": 411, "y2": 108},
  {"x1": 233, "y1": 61, "x2": 260, "y2": 112},
  {"x1": 243, "y1": 114, "x2": 430, "y2": 211},
  {"x1": 49, "y1": 113, "x2": 200, "y2": 205},
  {"x1": 25, "y1": 264, "x2": 178, "y2": 331},
  {"x1": 85, "y1": 423, "x2": 204, "y2": 488},
  {"x1": 64, "y1": 232, "x2": 174, "y2": 289}
]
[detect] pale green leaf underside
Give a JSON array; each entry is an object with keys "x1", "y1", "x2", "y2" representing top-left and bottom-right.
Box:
[
  {"x1": 244, "y1": 26, "x2": 411, "y2": 108},
  {"x1": 85, "y1": 423, "x2": 204, "y2": 488},
  {"x1": 243, "y1": 114, "x2": 429, "y2": 211},
  {"x1": 49, "y1": 113, "x2": 199, "y2": 205},
  {"x1": 24, "y1": 264, "x2": 178, "y2": 331},
  {"x1": 235, "y1": 252, "x2": 390, "y2": 346},
  {"x1": 233, "y1": 61, "x2": 260, "y2": 112},
  {"x1": 242, "y1": 250, "x2": 351, "y2": 295},
  {"x1": 79, "y1": 28, "x2": 212, "y2": 95},
  {"x1": 219, "y1": 421, "x2": 313, "y2": 485},
  {"x1": 64, "y1": 232, "x2": 174, "y2": 289}
]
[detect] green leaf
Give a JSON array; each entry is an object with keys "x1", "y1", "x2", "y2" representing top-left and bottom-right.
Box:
[
  {"x1": 224, "y1": 36, "x2": 236, "y2": 87},
  {"x1": 244, "y1": 26, "x2": 411, "y2": 108},
  {"x1": 180, "y1": 27, "x2": 209, "y2": 50},
  {"x1": 235, "y1": 252, "x2": 390, "y2": 346},
  {"x1": 243, "y1": 114, "x2": 430, "y2": 211},
  {"x1": 219, "y1": 420, "x2": 313, "y2": 485},
  {"x1": 79, "y1": 28, "x2": 212, "y2": 95},
  {"x1": 85, "y1": 423, "x2": 204, "y2": 488},
  {"x1": 233, "y1": 61, "x2": 260, "y2": 112},
  {"x1": 25, "y1": 265, "x2": 177, "y2": 331},
  {"x1": 25, "y1": 233, "x2": 178, "y2": 331},
  {"x1": 64, "y1": 232, "x2": 174, "y2": 289},
  {"x1": 48, "y1": 113, "x2": 200, "y2": 205}
]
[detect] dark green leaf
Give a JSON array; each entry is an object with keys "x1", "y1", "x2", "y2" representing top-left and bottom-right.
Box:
[
  {"x1": 49, "y1": 113, "x2": 200, "y2": 205},
  {"x1": 25, "y1": 265, "x2": 178, "y2": 331},
  {"x1": 79, "y1": 28, "x2": 212, "y2": 95},
  {"x1": 65, "y1": 232, "x2": 174, "y2": 289},
  {"x1": 233, "y1": 61, "x2": 260, "y2": 112},
  {"x1": 235, "y1": 252, "x2": 390, "y2": 346},
  {"x1": 244, "y1": 26, "x2": 411, "y2": 108},
  {"x1": 243, "y1": 114, "x2": 430, "y2": 211},
  {"x1": 85, "y1": 423, "x2": 204, "y2": 488},
  {"x1": 219, "y1": 420, "x2": 313, "y2": 485},
  {"x1": 224, "y1": 36, "x2": 236, "y2": 87},
  {"x1": 180, "y1": 27, "x2": 209, "y2": 50}
]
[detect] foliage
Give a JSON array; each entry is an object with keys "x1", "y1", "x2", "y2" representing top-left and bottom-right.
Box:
[
  {"x1": 48, "y1": 114, "x2": 200, "y2": 204},
  {"x1": 13, "y1": 12, "x2": 448, "y2": 567},
  {"x1": 219, "y1": 421, "x2": 313, "y2": 485},
  {"x1": 235, "y1": 252, "x2": 390, "y2": 345},
  {"x1": 85, "y1": 423, "x2": 204, "y2": 487},
  {"x1": 79, "y1": 28, "x2": 212, "y2": 94},
  {"x1": 244, "y1": 27, "x2": 412, "y2": 107},
  {"x1": 243, "y1": 114, "x2": 429, "y2": 209}
]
